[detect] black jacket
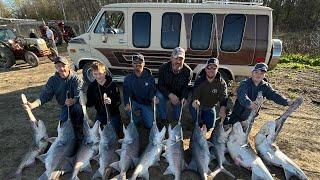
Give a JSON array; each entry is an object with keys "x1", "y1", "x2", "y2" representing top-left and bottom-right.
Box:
[
  {"x1": 158, "y1": 62, "x2": 193, "y2": 99},
  {"x1": 86, "y1": 76, "x2": 121, "y2": 117}
]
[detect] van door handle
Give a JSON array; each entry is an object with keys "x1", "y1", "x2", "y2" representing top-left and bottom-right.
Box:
[{"x1": 119, "y1": 39, "x2": 126, "y2": 44}]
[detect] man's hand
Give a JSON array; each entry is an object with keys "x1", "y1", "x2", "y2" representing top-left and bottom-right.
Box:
[
  {"x1": 104, "y1": 97, "x2": 111, "y2": 105},
  {"x1": 249, "y1": 101, "x2": 259, "y2": 110},
  {"x1": 65, "y1": 98, "x2": 75, "y2": 107},
  {"x1": 219, "y1": 106, "x2": 227, "y2": 121},
  {"x1": 124, "y1": 103, "x2": 131, "y2": 112},
  {"x1": 192, "y1": 100, "x2": 200, "y2": 109},
  {"x1": 168, "y1": 93, "x2": 180, "y2": 105},
  {"x1": 153, "y1": 97, "x2": 159, "y2": 105},
  {"x1": 23, "y1": 100, "x2": 40, "y2": 110}
]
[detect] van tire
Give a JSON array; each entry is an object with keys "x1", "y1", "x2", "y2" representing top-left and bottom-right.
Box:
[{"x1": 83, "y1": 61, "x2": 96, "y2": 84}]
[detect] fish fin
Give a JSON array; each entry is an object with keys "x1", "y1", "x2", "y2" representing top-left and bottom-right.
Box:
[
  {"x1": 115, "y1": 149, "x2": 122, "y2": 156},
  {"x1": 132, "y1": 157, "x2": 139, "y2": 166},
  {"x1": 188, "y1": 159, "x2": 197, "y2": 171},
  {"x1": 45, "y1": 137, "x2": 56, "y2": 143},
  {"x1": 110, "y1": 161, "x2": 120, "y2": 172},
  {"x1": 92, "y1": 170, "x2": 102, "y2": 179},
  {"x1": 36, "y1": 153, "x2": 47, "y2": 163},
  {"x1": 81, "y1": 164, "x2": 93, "y2": 173},
  {"x1": 163, "y1": 167, "x2": 174, "y2": 175}
]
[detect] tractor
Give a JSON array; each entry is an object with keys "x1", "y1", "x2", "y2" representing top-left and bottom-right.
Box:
[{"x1": 0, "y1": 26, "x2": 58, "y2": 68}]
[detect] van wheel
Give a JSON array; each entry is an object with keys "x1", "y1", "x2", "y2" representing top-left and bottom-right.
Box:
[
  {"x1": 24, "y1": 51, "x2": 39, "y2": 67},
  {"x1": 83, "y1": 61, "x2": 96, "y2": 84}
]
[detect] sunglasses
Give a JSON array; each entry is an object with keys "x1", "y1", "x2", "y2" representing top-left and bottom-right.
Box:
[{"x1": 206, "y1": 66, "x2": 217, "y2": 70}]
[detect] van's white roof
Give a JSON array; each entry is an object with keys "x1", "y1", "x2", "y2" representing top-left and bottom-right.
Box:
[{"x1": 103, "y1": 2, "x2": 272, "y2": 11}]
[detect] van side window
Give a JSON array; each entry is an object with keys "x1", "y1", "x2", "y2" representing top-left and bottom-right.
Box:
[
  {"x1": 132, "y1": 12, "x2": 151, "y2": 48},
  {"x1": 161, "y1": 12, "x2": 182, "y2": 49},
  {"x1": 94, "y1": 11, "x2": 125, "y2": 34},
  {"x1": 191, "y1": 13, "x2": 213, "y2": 50},
  {"x1": 221, "y1": 14, "x2": 246, "y2": 52}
]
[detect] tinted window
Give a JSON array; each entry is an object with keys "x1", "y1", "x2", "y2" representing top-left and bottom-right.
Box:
[
  {"x1": 161, "y1": 12, "x2": 181, "y2": 49},
  {"x1": 191, "y1": 13, "x2": 213, "y2": 50},
  {"x1": 256, "y1": 15, "x2": 269, "y2": 49},
  {"x1": 221, "y1": 14, "x2": 246, "y2": 52},
  {"x1": 94, "y1": 11, "x2": 125, "y2": 34},
  {"x1": 132, "y1": 12, "x2": 151, "y2": 48}
]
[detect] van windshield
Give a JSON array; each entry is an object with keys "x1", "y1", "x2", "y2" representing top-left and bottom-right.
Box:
[
  {"x1": 94, "y1": 11, "x2": 125, "y2": 34},
  {"x1": 0, "y1": 28, "x2": 16, "y2": 41}
]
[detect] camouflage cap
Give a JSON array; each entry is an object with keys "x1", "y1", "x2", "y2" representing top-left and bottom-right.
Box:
[
  {"x1": 54, "y1": 56, "x2": 69, "y2": 65},
  {"x1": 172, "y1": 47, "x2": 185, "y2": 59},
  {"x1": 132, "y1": 53, "x2": 145, "y2": 64}
]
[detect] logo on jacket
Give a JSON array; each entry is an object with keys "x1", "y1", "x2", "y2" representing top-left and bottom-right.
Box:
[
  {"x1": 145, "y1": 82, "x2": 149, "y2": 86},
  {"x1": 211, "y1": 88, "x2": 217, "y2": 94}
]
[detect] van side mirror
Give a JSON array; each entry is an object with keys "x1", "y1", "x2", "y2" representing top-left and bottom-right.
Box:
[{"x1": 101, "y1": 27, "x2": 116, "y2": 43}]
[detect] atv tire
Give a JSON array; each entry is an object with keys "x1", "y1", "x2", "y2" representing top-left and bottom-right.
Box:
[
  {"x1": 0, "y1": 46, "x2": 15, "y2": 68},
  {"x1": 24, "y1": 51, "x2": 39, "y2": 67},
  {"x1": 48, "y1": 48, "x2": 58, "y2": 62}
]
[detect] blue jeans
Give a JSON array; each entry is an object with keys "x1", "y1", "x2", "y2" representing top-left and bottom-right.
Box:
[
  {"x1": 189, "y1": 103, "x2": 216, "y2": 129},
  {"x1": 156, "y1": 91, "x2": 182, "y2": 121},
  {"x1": 60, "y1": 103, "x2": 84, "y2": 125},
  {"x1": 127, "y1": 100, "x2": 153, "y2": 129},
  {"x1": 96, "y1": 114, "x2": 121, "y2": 134}
]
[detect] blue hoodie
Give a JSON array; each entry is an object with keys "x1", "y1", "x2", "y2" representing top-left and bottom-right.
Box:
[
  {"x1": 123, "y1": 68, "x2": 156, "y2": 105},
  {"x1": 39, "y1": 71, "x2": 83, "y2": 106},
  {"x1": 231, "y1": 77, "x2": 289, "y2": 121}
]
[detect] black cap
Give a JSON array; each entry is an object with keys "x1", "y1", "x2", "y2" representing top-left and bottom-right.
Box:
[
  {"x1": 252, "y1": 63, "x2": 268, "y2": 72},
  {"x1": 206, "y1": 58, "x2": 219, "y2": 67}
]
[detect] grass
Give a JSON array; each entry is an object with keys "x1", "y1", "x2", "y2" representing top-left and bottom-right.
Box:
[{"x1": 273, "y1": 54, "x2": 320, "y2": 73}]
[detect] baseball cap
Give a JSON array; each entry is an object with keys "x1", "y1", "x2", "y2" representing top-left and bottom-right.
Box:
[
  {"x1": 172, "y1": 47, "x2": 185, "y2": 59},
  {"x1": 206, "y1": 58, "x2": 219, "y2": 67},
  {"x1": 252, "y1": 63, "x2": 268, "y2": 72},
  {"x1": 54, "y1": 56, "x2": 69, "y2": 65},
  {"x1": 132, "y1": 53, "x2": 144, "y2": 64}
]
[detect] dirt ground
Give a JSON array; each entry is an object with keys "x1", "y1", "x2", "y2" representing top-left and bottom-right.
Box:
[{"x1": 0, "y1": 56, "x2": 319, "y2": 180}]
